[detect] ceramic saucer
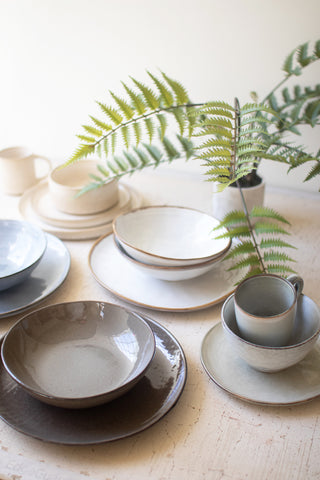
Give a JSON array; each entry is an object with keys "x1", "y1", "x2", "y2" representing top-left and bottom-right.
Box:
[
  {"x1": 201, "y1": 305, "x2": 320, "y2": 405},
  {"x1": 0, "y1": 233, "x2": 70, "y2": 318},
  {"x1": 19, "y1": 184, "x2": 144, "y2": 240},
  {"x1": 89, "y1": 233, "x2": 246, "y2": 311},
  {"x1": 0, "y1": 316, "x2": 187, "y2": 445},
  {"x1": 31, "y1": 181, "x2": 131, "y2": 228}
]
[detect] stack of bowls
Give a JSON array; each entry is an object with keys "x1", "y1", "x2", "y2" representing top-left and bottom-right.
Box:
[
  {"x1": 112, "y1": 206, "x2": 231, "y2": 281},
  {"x1": 1, "y1": 301, "x2": 156, "y2": 408},
  {"x1": 0, "y1": 219, "x2": 47, "y2": 291}
]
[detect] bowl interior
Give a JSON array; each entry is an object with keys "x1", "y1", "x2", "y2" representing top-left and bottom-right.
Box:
[
  {"x1": 1, "y1": 302, "x2": 155, "y2": 404},
  {"x1": 0, "y1": 220, "x2": 46, "y2": 278},
  {"x1": 223, "y1": 293, "x2": 320, "y2": 348},
  {"x1": 113, "y1": 206, "x2": 230, "y2": 262}
]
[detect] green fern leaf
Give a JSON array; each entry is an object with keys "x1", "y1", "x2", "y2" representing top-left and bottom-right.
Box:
[
  {"x1": 111, "y1": 132, "x2": 117, "y2": 154},
  {"x1": 213, "y1": 210, "x2": 246, "y2": 229},
  {"x1": 215, "y1": 226, "x2": 251, "y2": 239},
  {"x1": 224, "y1": 241, "x2": 256, "y2": 258},
  {"x1": 109, "y1": 92, "x2": 134, "y2": 120},
  {"x1": 66, "y1": 144, "x2": 95, "y2": 166},
  {"x1": 89, "y1": 173, "x2": 103, "y2": 182},
  {"x1": 121, "y1": 125, "x2": 130, "y2": 148},
  {"x1": 161, "y1": 72, "x2": 189, "y2": 104},
  {"x1": 263, "y1": 251, "x2": 295, "y2": 263},
  {"x1": 123, "y1": 151, "x2": 138, "y2": 168},
  {"x1": 143, "y1": 144, "x2": 163, "y2": 163},
  {"x1": 96, "y1": 164, "x2": 110, "y2": 178},
  {"x1": 113, "y1": 156, "x2": 128, "y2": 172},
  {"x1": 89, "y1": 116, "x2": 113, "y2": 132},
  {"x1": 297, "y1": 42, "x2": 313, "y2": 67},
  {"x1": 260, "y1": 238, "x2": 296, "y2": 249},
  {"x1": 77, "y1": 135, "x2": 96, "y2": 143},
  {"x1": 254, "y1": 222, "x2": 289, "y2": 235},
  {"x1": 250, "y1": 206, "x2": 290, "y2": 224},
  {"x1": 82, "y1": 125, "x2": 103, "y2": 137},
  {"x1": 97, "y1": 102, "x2": 123, "y2": 125},
  {"x1": 133, "y1": 146, "x2": 150, "y2": 166},
  {"x1": 132, "y1": 122, "x2": 142, "y2": 146},
  {"x1": 283, "y1": 48, "x2": 301, "y2": 76},
  {"x1": 202, "y1": 101, "x2": 235, "y2": 111},
  {"x1": 106, "y1": 161, "x2": 119, "y2": 175},
  {"x1": 103, "y1": 138, "x2": 108, "y2": 157},
  {"x1": 314, "y1": 39, "x2": 320, "y2": 58},
  {"x1": 130, "y1": 77, "x2": 159, "y2": 109},
  {"x1": 157, "y1": 114, "x2": 167, "y2": 140},
  {"x1": 228, "y1": 255, "x2": 261, "y2": 271},
  {"x1": 177, "y1": 135, "x2": 194, "y2": 160},
  {"x1": 304, "y1": 161, "x2": 320, "y2": 182},
  {"x1": 121, "y1": 82, "x2": 147, "y2": 114},
  {"x1": 162, "y1": 136, "x2": 179, "y2": 160},
  {"x1": 194, "y1": 125, "x2": 233, "y2": 139},
  {"x1": 172, "y1": 107, "x2": 186, "y2": 135},
  {"x1": 144, "y1": 118, "x2": 155, "y2": 143},
  {"x1": 147, "y1": 71, "x2": 174, "y2": 107},
  {"x1": 196, "y1": 147, "x2": 232, "y2": 159},
  {"x1": 266, "y1": 264, "x2": 297, "y2": 275}
]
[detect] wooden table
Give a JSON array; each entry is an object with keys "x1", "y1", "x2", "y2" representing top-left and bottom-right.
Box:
[{"x1": 0, "y1": 169, "x2": 319, "y2": 480}]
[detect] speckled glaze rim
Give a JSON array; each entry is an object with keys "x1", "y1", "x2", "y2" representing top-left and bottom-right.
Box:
[{"x1": 112, "y1": 205, "x2": 231, "y2": 263}]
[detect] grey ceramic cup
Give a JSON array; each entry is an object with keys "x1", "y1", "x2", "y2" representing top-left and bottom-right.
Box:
[{"x1": 234, "y1": 274, "x2": 304, "y2": 347}]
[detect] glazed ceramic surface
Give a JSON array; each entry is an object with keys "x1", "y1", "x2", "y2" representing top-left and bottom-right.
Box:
[
  {"x1": 31, "y1": 182, "x2": 131, "y2": 228},
  {"x1": 0, "y1": 316, "x2": 187, "y2": 444},
  {"x1": 19, "y1": 182, "x2": 143, "y2": 240},
  {"x1": 0, "y1": 220, "x2": 47, "y2": 291},
  {"x1": 2, "y1": 302, "x2": 156, "y2": 408},
  {"x1": 201, "y1": 321, "x2": 320, "y2": 405},
  {"x1": 222, "y1": 293, "x2": 320, "y2": 372},
  {"x1": 89, "y1": 234, "x2": 245, "y2": 311},
  {"x1": 115, "y1": 235, "x2": 228, "y2": 281},
  {"x1": 49, "y1": 160, "x2": 119, "y2": 215},
  {"x1": 234, "y1": 274, "x2": 304, "y2": 346},
  {"x1": 0, "y1": 233, "x2": 70, "y2": 317},
  {"x1": 113, "y1": 206, "x2": 231, "y2": 266}
]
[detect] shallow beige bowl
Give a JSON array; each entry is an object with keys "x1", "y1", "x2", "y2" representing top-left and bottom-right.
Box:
[
  {"x1": 114, "y1": 236, "x2": 228, "y2": 281},
  {"x1": 49, "y1": 160, "x2": 118, "y2": 215},
  {"x1": 113, "y1": 206, "x2": 231, "y2": 267},
  {"x1": 222, "y1": 293, "x2": 320, "y2": 373},
  {"x1": 1, "y1": 301, "x2": 155, "y2": 408}
]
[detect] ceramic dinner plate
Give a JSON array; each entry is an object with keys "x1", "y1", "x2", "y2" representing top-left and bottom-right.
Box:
[
  {"x1": 19, "y1": 182, "x2": 143, "y2": 240},
  {"x1": 31, "y1": 181, "x2": 131, "y2": 228},
  {"x1": 0, "y1": 316, "x2": 187, "y2": 445},
  {"x1": 201, "y1": 323, "x2": 320, "y2": 405},
  {"x1": 89, "y1": 233, "x2": 245, "y2": 311},
  {"x1": 0, "y1": 233, "x2": 70, "y2": 318}
]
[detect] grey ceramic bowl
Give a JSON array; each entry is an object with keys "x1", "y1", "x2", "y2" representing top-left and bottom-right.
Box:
[
  {"x1": 222, "y1": 293, "x2": 320, "y2": 372},
  {"x1": 1, "y1": 301, "x2": 156, "y2": 408},
  {"x1": 0, "y1": 219, "x2": 47, "y2": 291}
]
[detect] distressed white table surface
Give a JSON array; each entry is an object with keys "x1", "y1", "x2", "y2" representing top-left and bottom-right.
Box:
[{"x1": 0, "y1": 169, "x2": 320, "y2": 480}]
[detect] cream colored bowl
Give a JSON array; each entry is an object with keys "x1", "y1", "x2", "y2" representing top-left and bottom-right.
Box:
[
  {"x1": 114, "y1": 236, "x2": 228, "y2": 281},
  {"x1": 49, "y1": 160, "x2": 118, "y2": 215},
  {"x1": 113, "y1": 206, "x2": 231, "y2": 266}
]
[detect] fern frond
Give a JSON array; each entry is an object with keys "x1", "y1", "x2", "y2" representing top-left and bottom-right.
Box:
[
  {"x1": 162, "y1": 136, "x2": 180, "y2": 160},
  {"x1": 97, "y1": 102, "x2": 123, "y2": 125},
  {"x1": 82, "y1": 125, "x2": 103, "y2": 137},
  {"x1": 77, "y1": 135, "x2": 96, "y2": 143},
  {"x1": 250, "y1": 206, "x2": 290, "y2": 224},
  {"x1": 130, "y1": 77, "x2": 159, "y2": 109},
  {"x1": 260, "y1": 238, "x2": 296, "y2": 249},
  {"x1": 161, "y1": 72, "x2": 189, "y2": 104},
  {"x1": 121, "y1": 82, "x2": 147, "y2": 114},
  {"x1": 132, "y1": 122, "x2": 142, "y2": 146},
  {"x1": 304, "y1": 161, "x2": 320, "y2": 182},
  {"x1": 263, "y1": 251, "x2": 295, "y2": 263},
  {"x1": 266, "y1": 264, "x2": 297, "y2": 275},
  {"x1": 157, "y1": 114, "x2": 167, "y2": 140},
  {"x1": 213, "y1": 210, "x2": 246, "y2": 229},
  {"x1": 66, "y1": 144, "x2": 95, "y2": 166},
  {"x1": 147, "y1": 71, "x2": 174, "y2": 107},
  {"x1": 144, "y1": 118, "x2": 155, "y2": 143},
  {"x1": 109, "y1": 92, "x2": 134, "y2": 120},
  {"x1": 121, "y1": 125, "x2": 130, "y2": 148},
  {"x1": 227, "y1": 255, "x2": 261, "y2": 271},
  {"x1": 254, "y1": 222, "x2": 289, "y2": 235},
  {"x1": 224, "y1": 241, "x2": 256, "y2": 258},
  {"x1": 177, "y1": 134, "x2": 194, "y2": 159}
]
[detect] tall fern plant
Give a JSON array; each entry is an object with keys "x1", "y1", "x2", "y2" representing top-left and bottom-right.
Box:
[{"x1": 64, "y1": 40, "x2": 320, "y2": 281}]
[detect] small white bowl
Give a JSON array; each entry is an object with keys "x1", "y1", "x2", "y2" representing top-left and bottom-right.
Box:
[
  {"x1": 221, "y1": 293, "x2": 320, "y2": 373},
  {"x1": 113, "y1": 206, "x2": 231, "y2": 267},
  {"x1": 49, "y1": 160, "x2": 118, "y2": 215},
  {"x1": 0, "y1": 220, "x2": 47, "y2": 291},
  {"x1": 115, "y1": 236, "x2": 228, "y2": 281},
  {"x1": 1, "y1": 301, "x2": 155, "y2": 408}
]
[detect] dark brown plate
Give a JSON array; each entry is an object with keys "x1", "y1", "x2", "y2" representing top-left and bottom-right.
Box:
[{"x1": 0, "y1": 316, "x2": 187, "y2": 445}]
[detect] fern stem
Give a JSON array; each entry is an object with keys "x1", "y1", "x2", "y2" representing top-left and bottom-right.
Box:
[{"x1": 262, "y1": 75, "x2": 291, "y2": 104}]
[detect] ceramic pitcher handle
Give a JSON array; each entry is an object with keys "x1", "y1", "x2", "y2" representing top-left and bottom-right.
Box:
[{"x1": 287, "y1": 274, "x2": 304, "y2": 298}]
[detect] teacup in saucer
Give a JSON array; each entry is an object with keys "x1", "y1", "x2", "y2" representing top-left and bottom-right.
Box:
[{"x1": 221, "y1": 293, "x2": 320, "y2": 372}]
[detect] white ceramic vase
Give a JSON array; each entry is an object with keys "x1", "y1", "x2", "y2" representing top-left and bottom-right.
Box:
[{"x1": 211, "y1": 180, "x2": 265, "y2": 221}]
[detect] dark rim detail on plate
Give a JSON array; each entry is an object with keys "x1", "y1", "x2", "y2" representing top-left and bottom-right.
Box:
[{"x1": 0, "y1": 316, "x2": 187, "y2": 445}]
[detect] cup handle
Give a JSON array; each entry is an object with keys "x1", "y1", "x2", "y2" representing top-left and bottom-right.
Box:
[
  {"x1": 287, "y1": 274, "x2": 304, "y2": 299},
  {"x1": 33, "y1": 155, "x2": 52, "y2": 181}
]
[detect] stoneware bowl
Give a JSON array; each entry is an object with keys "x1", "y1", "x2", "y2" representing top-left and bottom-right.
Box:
[
  {"x1": 113, "y1": 205, "x2": 231, "y2": 267},
  {"x1": 221, "y1": 293, "x2": 320, "y2": 373},
  {"x1": 1, "y1": 301, "x2": 156, "y2": 408},
  {"x1": 48, "y1": 160, "x2": 119, "y2": 215},
  {"x1": 114, "y1": 236, "x2": 228, "y2": 281},
  {"x1": 0, "y1": 219, "x2": 47, "y2": 291}
]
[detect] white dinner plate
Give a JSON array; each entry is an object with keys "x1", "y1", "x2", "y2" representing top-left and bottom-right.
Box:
[
  {"x1": 201, "y1": 323, "x2": 320, "y2": 405},
  {"x1": 30, "y1": 181, "x2": 131, "y2": 228},
  {"x1": 0, "y1": 233, "x2": 70, "y2": 318},
  {"x1": 89, "y1": 233, "x2": 245, "y2": 312},
  {"x1": 19, "y1": 184, "x2": 144, "y2": 240}
]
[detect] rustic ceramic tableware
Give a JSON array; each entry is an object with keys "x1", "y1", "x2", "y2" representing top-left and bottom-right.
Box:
[
  {"x1": 0, "y1": 146, "x2": 51, "y2": 195},
  {"x1": 0, "y1": 220, "x2": 47, "y2": 291},
  {"x1": 234, "y1": 274, "x2": 304, "y2": 346},
  {"x1": 48, "y1": 160, "x2": 119, "y2": 215},
  {"x1": 1, "y1": 301, "x2": 155, "y2": 408},
  {"x1": 114, "y1": 235, "x2": 228, "y2": 281},
  {"x1": 113, "y1": 206, "x2": 231, "y2": 266},
  {"x1": 222, "y1": 293, "x2": 320, "y2": 372}
]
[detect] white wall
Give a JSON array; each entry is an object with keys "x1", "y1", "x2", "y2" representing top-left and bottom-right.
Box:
[{"x1": 1, "y1": 0, "x2": 319, "y2": 191}]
